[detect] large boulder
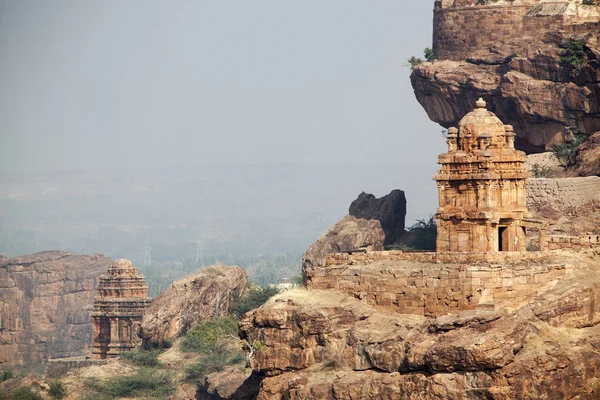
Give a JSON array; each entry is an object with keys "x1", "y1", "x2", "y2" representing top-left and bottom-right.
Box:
[
  {"x1": 240, "y1": 250, "x2": 600, "y2": 399},
  {"x1": 411, "y1": 2, "x2": 600, "y2": 155},
  {"x1": 0, "y1": 251, "x2": 110, "y2": 367},
  {"x1": 302, "y1": 190, "x2": 406, "y2": 272},
  {"x1": 138, "y1": 265, "x2": 248, "y2": 348}
]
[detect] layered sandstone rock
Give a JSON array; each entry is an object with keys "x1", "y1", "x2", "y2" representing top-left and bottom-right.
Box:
[
  {"x1": 0, "y1": 251, "x2": 110, "y2": 367},
  {"x1": 411, "y1": 0, "x2": 600, "y2": 155},
  {"x1": 302, "y1": 190, "x2": 406, "y2": 271},
  {"x1": 139, "y1": 265, "x2": 248, "y2": 348},
  {"x1": 240, "y1": 250, "x2": 600, "y2": 399}
]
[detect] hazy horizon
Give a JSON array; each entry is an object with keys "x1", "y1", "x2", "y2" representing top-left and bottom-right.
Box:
[
  {"x1": 0, "y1": 1, "x2": 444, "y2": 177},
  {"x1": 0, "y1": 1, "x2": 446, "y2": 281}
]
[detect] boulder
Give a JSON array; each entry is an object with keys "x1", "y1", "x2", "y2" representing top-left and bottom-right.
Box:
[
  {"x1": 138, "y1": 265, "x2": 248, "y2": 348},
  {"x1": 411, "y1": 5, "x2": 600, "y2": 156},
  {"x1": 302, "y1": 190, "x2": 406, "y2": 271}
]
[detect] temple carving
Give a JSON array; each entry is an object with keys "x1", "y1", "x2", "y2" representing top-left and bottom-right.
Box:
[
  {"x1": 90, "y1": 259, "x2": 151, "y2": 359},
  {"x1": 434, "y1": 98, "x2": 542, "y2": 252}
]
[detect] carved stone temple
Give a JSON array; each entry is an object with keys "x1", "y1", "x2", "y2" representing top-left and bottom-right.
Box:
[
  {"x1": 434, "y1": 98, "x2": 543, "y2": 252},
  {"x1": 90, "y1": 259, "x2": 151, "y2": 359}
]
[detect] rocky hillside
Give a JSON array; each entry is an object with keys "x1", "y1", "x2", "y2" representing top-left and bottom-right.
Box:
[
  {"x1": 0, "y1": 251, "x2": 110, "y2": 368},
  {"x1": 138, "y1": 265, "x2": 249, "y2": 348},
  {"x1": 240, "y1": 249, "x2": 600, "y2": 399},
  {"x1": 411, "y1": 0, "x2": 600, "y2": 156}
]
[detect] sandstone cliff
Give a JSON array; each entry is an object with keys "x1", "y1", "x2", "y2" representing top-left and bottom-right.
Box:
[
  {"x1": 411, "y1": 0, "x2": 600, "y2": 155},
  {"x1": 138, "y1": 265, "x2": 248, "y2": 348},
  {"x1": 0, "y1": 251, "x2": 110, "y2": 367},
  {"x1": 240, "y1": 250, "x2": 600, "y2": 399},
  {"x1": 302, "y1": 190, "x2": 406, "y2": 271}
]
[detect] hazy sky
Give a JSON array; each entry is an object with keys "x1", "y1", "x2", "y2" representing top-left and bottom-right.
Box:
[{"x1": 0, "y1": 0, "x2": 444, "y2": 176}]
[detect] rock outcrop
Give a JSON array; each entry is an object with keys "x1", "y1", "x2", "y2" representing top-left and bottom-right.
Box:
[
  {"x1": 566, "y1": 131, "x2": 600, "y2": 177},
  {"x1": 139, "y1": 265, "x2": 248, "y2": 348},
  {"x1": 240, "y1": 250, "x2": 600, "y2": 399},
  {"x1": 302, "y1": 190, "x2": 406, "y2": 271},
  {"x1": 0, "y1": 251, "x2": 110, "y2": 367},
  {"x1": 411, "y1": 0, "x2": 600, "y2": 155},
  {"x1": 527, "y1": 176, "x2": 600, "y2": 235}
]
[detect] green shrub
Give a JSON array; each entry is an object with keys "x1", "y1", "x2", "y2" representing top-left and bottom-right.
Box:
[
  {"x1": 181, "y1": 316, "x2": 239, "y2": 353},
  {"x1": 560, "y1": 39, "x2": 587, "y2": 70},
  {"x1": 230, "y1": 286, "x2": 280, "y2": 318},
  {"x1": 408, "y1": 218, "x2": 437, "y2": 251},
  {"x1": 85, "y1": 368, "x2": 174, "y2": 398},
  {"x1": 424, "y1": 47, "x2": 434, "y2": 62},
  {"x1": 551, "y1": 135, "x2": 586, "y2": 167},
  {"x1": 184, "y1": 346, "x2": 245, "y2": 382},
  {"x1": 407, "y1": 56, "x2": 423, "y2": 69},
  {"x1": 48, "y1": 380, "x2": 67, "y2": 400},
  {"x1": 7, "y1": 388, "x2": 43, "y2": 400},
  {"x1": 0, "y1": 370, "x2": 13, "y2": 382},
  {"x1": 531, "y1": 163, "x2": 552, "y2": 177},
  {"x1": 228, "y1": 352, "x2": 245, "y2": 365},
  {"x1": 120, "y1": 349, "x2": 161, "y2": 367},
  {"x1": 185, "y1": 349, "x2": 227, "y2": 381}
]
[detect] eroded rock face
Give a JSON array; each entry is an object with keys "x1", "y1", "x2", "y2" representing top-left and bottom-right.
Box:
[
  {"x1": 566, "y1": 131, "x2": 600, "y2": 177},
  {"x1": 302, "y1": 190, "x2": 406, "y2": 271},
  {"x1": 0, "y1": 251, "x2": 111, "y2": 367},
  {"x1": 241, "y1": 251, "x2": 600, "y2": 399},
  {"x1": 527, "y1": 176, "x2": 600, "y2": 235},
  {"x1": 411, "y1": 0, "x2": 600, "y2": 154},
  {"x1": 139, "y1": 265, "x2": 248, "y2": 348}
]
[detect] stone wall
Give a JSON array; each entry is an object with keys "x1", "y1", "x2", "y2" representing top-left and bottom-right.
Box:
[
  {"x1": 305, "y1": 251, "x2": 572, "y2": 316},
  {"x1": 433, "y1": 1, "x2": 600, "y2": 61},
  {"x1": 527, "y1": 177, "x2": 600, "y2": 211},
  {"x1": 433, "y1": 4, "x2": 530, "y2": 60},
  {"x1": 545, "y1": 234, "x2": 600, "y2": 251}
]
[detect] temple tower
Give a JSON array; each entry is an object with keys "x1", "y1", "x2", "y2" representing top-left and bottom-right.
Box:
[
  {"x1": 90, "y1": 259, "x2": 151, "y2": 359},
  {"x1": 434, "y1": 98, "x2": 529, "y2": 252}
]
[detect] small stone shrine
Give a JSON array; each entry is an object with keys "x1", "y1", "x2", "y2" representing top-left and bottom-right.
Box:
[
  {"x1": 434, "y1": 98, "x2": 536, "y2": 252},
  {"x1": 90, "y1": 259, "x2": 151, "y2": 359}
]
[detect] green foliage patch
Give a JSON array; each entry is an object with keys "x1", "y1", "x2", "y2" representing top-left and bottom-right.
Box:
[
  {"x1": 560, "y1": 39, "x2": 587, "y2": 70},
  {"x1": 230, "y1": 286, "x2": 280, "y2": 318},
  {"x1": 84, "y1": 368, "x2": 174, "y2": 398},
  {"x1": 48, "y1": 380, "x2": 67, "y2": 400},
  {"x1": 184, "y1": 345, "x2": 244, "y2": 381},
  {"x1": 531, "y1": 163, "x2": 553, "y2": 178},
  {"x1": 0, "y1": 370, "x2": 13, "y2": 382},
  {"x1": 180, "y1": 316, "x2": 239, "y2": 353},
  {"x1": 551, "y1": 135, "x2": 586, "y2": 167},
  {"x1": 407, "y1": 218, "x2": 437, "y2": 251},
  {"x1": 120, "y1": 349, "x2": 162, "y2": 367},
  {"x1": 3, "y1": 388, "x2": 43, "y2": 400},
  {"x1": 407, "y1": 48, "x2": 435, "y2": 69}
]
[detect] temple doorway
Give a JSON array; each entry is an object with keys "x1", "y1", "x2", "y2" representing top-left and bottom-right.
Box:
[{"x1": 498, "y1": 227, "x2": 508, "y2": 251}]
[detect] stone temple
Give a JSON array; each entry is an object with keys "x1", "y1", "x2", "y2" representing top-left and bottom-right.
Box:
[
  {"x1": 90, "y1": 259, "x2": 151, "y2": 359},
  {"x1": 434, "y1": 98, "x2": 542, "y2": 252}
]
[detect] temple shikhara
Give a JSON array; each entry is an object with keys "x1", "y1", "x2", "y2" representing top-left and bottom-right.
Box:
[
  {"x1": 91, "y1": 259, "x2": 151, "y2": 359},
  {"x1": 434, "y1": 98, "x2": 541, "y2": 252}
]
